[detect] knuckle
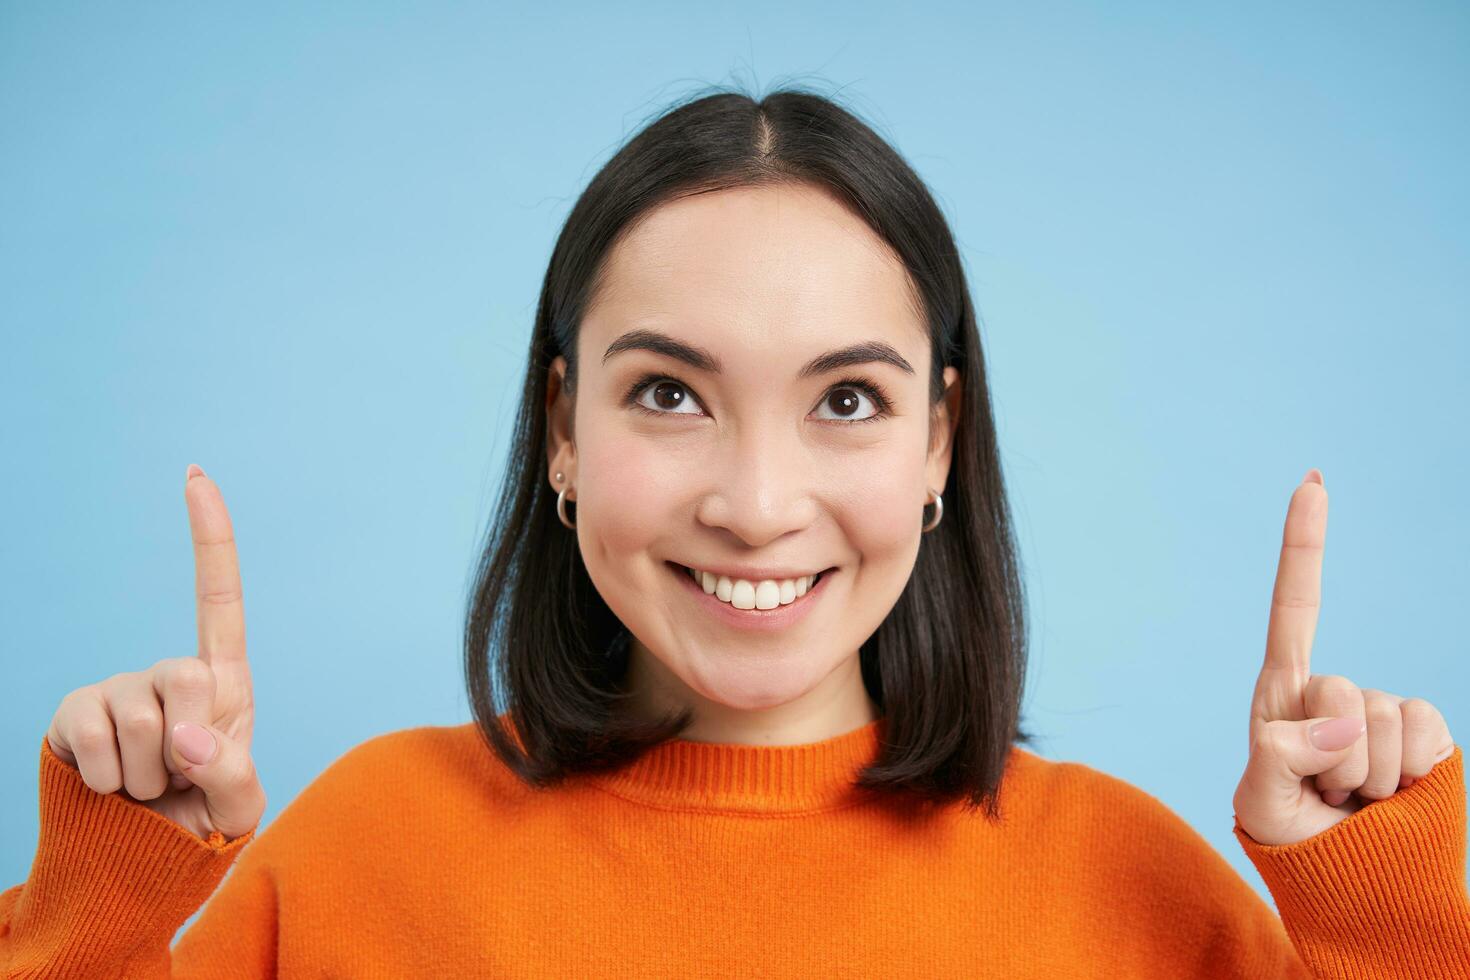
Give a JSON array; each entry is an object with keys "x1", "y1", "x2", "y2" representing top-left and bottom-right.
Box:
[
  {"x1": 1305, "y1": 674, "x2": 1360, "y2": 714},
  {"x1": 51, "y1": 698, "x2": 79, "y2": 731},
  {"x1": 98, "y1": 670, "x2": 141, "y2": 699},
  {"x1": 227, "y1": 752, "x2": 260, "y2": 792},
  {"x1": 57, "y1": 685, "x2": 88, "y2": 709},
  {"x1": 1365, "y1": 696, "x2": 1401, "y2": 727},
  {"x1": 1248, "y1": 725, "x2": 1280, "y2": 763},
  {"x1": 198, "y1": 583, "x2": 241, "y2": 605},
  {"x1": 115, "y1": 705, "x2": 162, "y2": 736},
  {"x1": 160, "y1": 657, "x2": 217, "y2": 698},
  {"x1": 1400, "y1": 697, "x2": 1442, "y2": 727},
  {"x1": 71, "y1": 721, "x2": 115, "y2": 753}
]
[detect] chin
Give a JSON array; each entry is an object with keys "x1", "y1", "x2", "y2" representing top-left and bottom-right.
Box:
[{"x1": 679, "y1": 648, "x2": 830, "y2": 710}]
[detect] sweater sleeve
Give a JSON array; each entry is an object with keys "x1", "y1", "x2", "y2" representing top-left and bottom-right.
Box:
[
  {"x1": 1232, "y1": 744, "x2": 1470, "y2": 978},
  {"x1": 0, "y1": 734, "x2": 274, "y2": 979}
]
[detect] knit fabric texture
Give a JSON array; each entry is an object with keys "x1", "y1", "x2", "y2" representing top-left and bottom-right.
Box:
[{"x1": 3, "y1": 715, "x2": 1466, "y2": 978}]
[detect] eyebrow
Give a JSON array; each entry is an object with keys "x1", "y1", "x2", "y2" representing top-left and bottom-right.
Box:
[{"x1": 601, "y1": 328, "x2": 915, "y2": 379}]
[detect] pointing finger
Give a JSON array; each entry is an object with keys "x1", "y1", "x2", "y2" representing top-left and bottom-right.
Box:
[
  {"x1": 1257, "y1": 469, "x2": 1327, "y2": 717},
  {"x1": 185, "y1": 465, "x2": 248, "y2": 667}
]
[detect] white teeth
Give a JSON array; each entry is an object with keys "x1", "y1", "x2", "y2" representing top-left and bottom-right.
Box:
[{"x1": 685, "y1": 565, "x2": 823, "y2": 609}]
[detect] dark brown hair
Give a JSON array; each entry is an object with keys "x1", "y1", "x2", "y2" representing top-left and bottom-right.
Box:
[{"x1": 464, "y1": 83, "x2": 1035, "y2": 817}]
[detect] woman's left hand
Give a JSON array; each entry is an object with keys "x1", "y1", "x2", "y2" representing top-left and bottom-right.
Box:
[{"x1": 1232, "y1": 468, "x2": 1456, "y2": 847}]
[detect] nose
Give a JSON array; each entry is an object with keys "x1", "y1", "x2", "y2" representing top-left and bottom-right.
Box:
[{"x1": 695, "y1": 424, "x2": 817, "y2": 548}]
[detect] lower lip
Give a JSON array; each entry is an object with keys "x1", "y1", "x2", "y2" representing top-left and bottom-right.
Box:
[{"x1": 666, "y1": 561, "x2": 836, "y2": 633}]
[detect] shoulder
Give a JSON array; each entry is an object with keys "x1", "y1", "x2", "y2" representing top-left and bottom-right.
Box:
[
  {"x1": 1013, "y1": 746, "x2": 1205, "y2": 832},
  {"x1": 1007, "y1": 745, "x2": 1236, "y2": 867},
  {"x1": 301, "y1": 719, "x2": 530, "y2": 808},
  {"x1": 999, "y1": 744, "x2": 1177, "y2": 825},
  {"x1": 247, "y1": 720, "x2": 529, "y2": 858},
  {"x1": 1011, "y1": 746, "x2": 1287, "y2": 916}
]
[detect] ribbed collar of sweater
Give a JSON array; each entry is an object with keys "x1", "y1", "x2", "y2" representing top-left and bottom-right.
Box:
[{"x1": 582, "y1": 716, "x2": 888, "y2": 815}]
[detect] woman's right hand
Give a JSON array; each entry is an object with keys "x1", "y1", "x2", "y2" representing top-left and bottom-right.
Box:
[{"x1": 44, "y1": 464, "x2": 265, "y2": 841}]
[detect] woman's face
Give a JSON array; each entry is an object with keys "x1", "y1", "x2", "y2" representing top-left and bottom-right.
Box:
[{"x1": 546, "y1": 181, "x2": 960, "y2": 735}]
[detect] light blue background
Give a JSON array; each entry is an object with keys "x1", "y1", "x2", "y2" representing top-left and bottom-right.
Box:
[{"x1": 3, "y1": 0, "x2": 1467, "y2": 938}]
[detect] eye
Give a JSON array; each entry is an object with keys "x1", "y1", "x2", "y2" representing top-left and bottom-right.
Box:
[
  {"x1": 632, "y1": 378, "x2": 703, "y2": 416},
  {"x1": 812, "y1": 384, "x2": 882, "y2": 423}
]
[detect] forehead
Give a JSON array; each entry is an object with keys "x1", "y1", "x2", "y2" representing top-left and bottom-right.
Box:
[{"x1": 583, "y1": 182, "x2": 926, "y2": 357}]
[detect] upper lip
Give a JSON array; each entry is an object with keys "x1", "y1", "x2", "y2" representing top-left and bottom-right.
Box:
[{"x1": 672, "y1": 560, "x2": 832, "y2": 583}]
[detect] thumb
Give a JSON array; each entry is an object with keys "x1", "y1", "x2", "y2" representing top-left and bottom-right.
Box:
[
  {"x1": 1235, "y1": 716, "x2": 1368, "y2": 847},
  {"x1": 1254, "y1": 715, "x2": 1367, "y2": 786},
  {"x1": 170, "y1": 721, "x2": 266, "y2": 839}
]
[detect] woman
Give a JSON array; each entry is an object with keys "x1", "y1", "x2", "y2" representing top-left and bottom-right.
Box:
[{"x1": 5, "y1": 88, "x2": 1465, "y2": 978}]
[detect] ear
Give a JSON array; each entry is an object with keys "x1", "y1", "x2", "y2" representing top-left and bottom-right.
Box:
[
  {"x1": 546, "y1": 355, "x2": 576, "y2": 492},
  {"x1": 924, "y1": 366, "x2": 962, "y2": 498}
]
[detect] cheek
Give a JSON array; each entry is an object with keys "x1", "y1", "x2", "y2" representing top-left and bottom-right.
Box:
[
  {"x1": 834, "y1": 464, "x2": 925, "y2": 608},
  {"x1": 573, "y1": 426, "x2": 690, "y2": 564},
  {"x1": 826, "y1": 439, "x2": 926, "y2": 557}
]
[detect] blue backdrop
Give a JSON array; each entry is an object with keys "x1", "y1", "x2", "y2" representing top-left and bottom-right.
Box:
[{"x1": 3, "y1": 0, "x2": 1467, "y2": 935}]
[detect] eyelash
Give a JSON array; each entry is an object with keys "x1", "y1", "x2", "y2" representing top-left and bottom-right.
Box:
[{"x1": 623, "y1": 372, "x2": 893, "y2": 425}]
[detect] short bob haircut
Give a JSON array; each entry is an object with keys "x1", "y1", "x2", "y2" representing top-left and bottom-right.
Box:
[{"x1": 464, "y1": 83, "x2": 1035, "y2": 818}]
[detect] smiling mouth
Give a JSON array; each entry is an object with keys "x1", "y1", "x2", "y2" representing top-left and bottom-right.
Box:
[{"x1": 666, "y1": 561, "x2": 835, "y2": 610}]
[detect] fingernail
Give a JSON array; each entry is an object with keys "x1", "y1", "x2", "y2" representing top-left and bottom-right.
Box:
[
  {"x1": 1309, "y1": 716, "x2": 1365, "y2": 751},
  {"x1": 186, "y1": 463, "x2": 206, "y2": 480},
  {"x1": 1302, "y1": 468, "x2": 1323, "y2": 486},
  {"x1": 173, "y1": 722, "x2": 217, "y2": 765},
  {"x1": 1398, "y1": 774, "x2": 1417, "y2": 789}
]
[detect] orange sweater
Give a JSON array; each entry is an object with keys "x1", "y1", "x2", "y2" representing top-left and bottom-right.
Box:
[{"x1": 2, "y1": 716, "x2": 1467, "y2": 978}]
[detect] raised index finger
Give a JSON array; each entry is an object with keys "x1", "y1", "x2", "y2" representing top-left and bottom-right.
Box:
[
  {"x1": 184, "y1": 464, "x2": 247, "y2": 666},
  {"x1": 1260, "y1": 468, "x2": 1327, "y2": 693}
]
